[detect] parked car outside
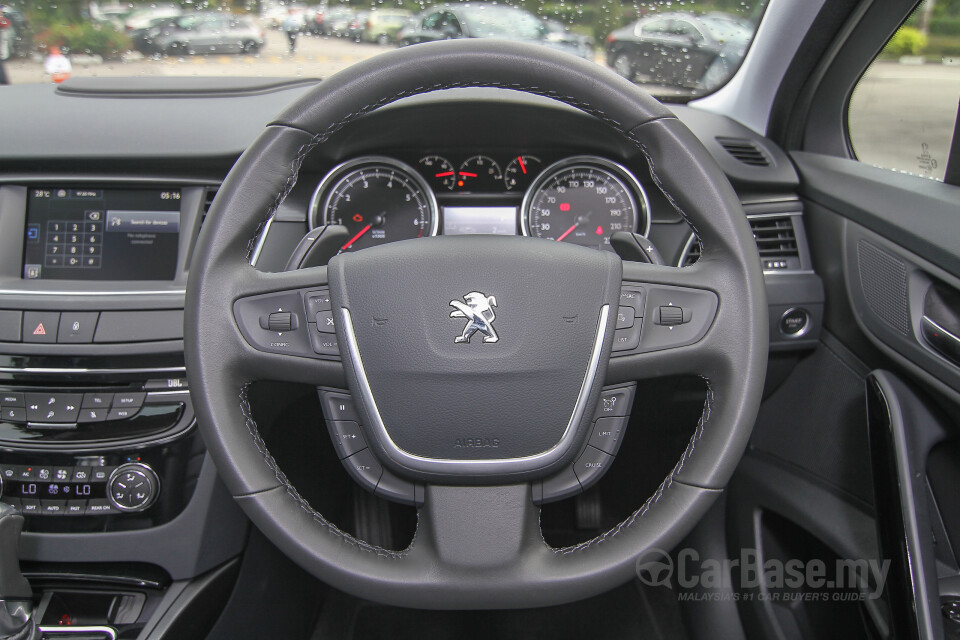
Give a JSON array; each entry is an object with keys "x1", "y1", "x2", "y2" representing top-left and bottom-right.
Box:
[
  {"x1": 134, "y1": 12, "x2": 266, "y2": 56},
  {"x1": 398, "y1": 3, "x2": 592, "y2": 58},
  {"x1": 123, "y1": 4, "x2": 182, "y2": 32},
  {"x1": 0, "y1": 5, "x2": 29, "y2": 61},
  {"x1": 605, "y1": 11, "x2": 752, "y2": 91},
  {"x1": 315, "y1": 6, "x2": 357, "y2": 38},
  {"x1": 361, "y1": 8, "x2": 412, "y2": 45}
]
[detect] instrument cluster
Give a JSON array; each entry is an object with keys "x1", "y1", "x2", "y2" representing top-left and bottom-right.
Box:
[{"x1": 308, "y1": 153, "x2": 651, "y2": 253}]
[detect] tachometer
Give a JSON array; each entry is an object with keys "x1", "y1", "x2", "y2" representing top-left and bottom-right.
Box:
[
  {"x1": 310, "y1": 157, "x2": 438, "y2": 252},
  {"x1": 521, "y1": 157, "x2": 649, "y2": 252}
]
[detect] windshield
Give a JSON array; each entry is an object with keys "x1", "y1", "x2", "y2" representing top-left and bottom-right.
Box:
[{"x1": 0, "y1": 0, "x2": 767, "y2": 100}]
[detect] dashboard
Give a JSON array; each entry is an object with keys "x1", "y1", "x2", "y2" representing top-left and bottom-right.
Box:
[{"x1": 0, "y1": 77, "x2": 823, "y2": 636}]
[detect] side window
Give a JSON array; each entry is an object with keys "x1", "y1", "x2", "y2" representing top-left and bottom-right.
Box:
[
  {"x1": 848, "y1": 0, "x2": 959, "y2": 181},
  {"x1": 671, "y1": 20, "x2": 705, "y2": 43},
  {"x1": 439, "y1": 12, "x2": 463, "y2": 36},
  {"x1": 641, "y1": 18, "x2": 671, "y2": 36},
  {"x1": 422, "y1": 12, "x2": 442, "y2": 31}
]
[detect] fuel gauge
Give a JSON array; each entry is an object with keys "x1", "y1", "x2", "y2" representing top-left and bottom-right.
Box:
[
  {"x1": 504, "y1": 155, "x2": 542, "y2": 190},
  {"x1": 418, "y1": 155, "x2": 456, "y2": 191}
]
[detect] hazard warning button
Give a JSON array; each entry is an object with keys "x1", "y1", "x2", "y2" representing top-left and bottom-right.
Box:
[{"x1": 22, "y1": 312, "x2": 60, "y2": 344}]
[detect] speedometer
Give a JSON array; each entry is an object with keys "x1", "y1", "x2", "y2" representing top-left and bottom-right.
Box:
[
  {"x1": 310, "y1": 157, "x2": 438, "y2": 252},
  {"x1": 521, "y1": 157, "x2": 649, "y2": 252}
]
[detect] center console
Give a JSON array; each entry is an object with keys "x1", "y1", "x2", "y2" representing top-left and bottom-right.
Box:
[{"x1": 0, "y1": 182, "x2": 248, "y2": 639}]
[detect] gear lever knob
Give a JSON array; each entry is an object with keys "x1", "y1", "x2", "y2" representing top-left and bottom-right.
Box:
[{"x1": 0, "y1": 503, "x2": 37, "y2": 640}]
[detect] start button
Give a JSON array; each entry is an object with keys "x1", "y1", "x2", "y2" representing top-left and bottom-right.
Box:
[{"x1": 779, "y1": 307, "x2": 810, "y2": 337}]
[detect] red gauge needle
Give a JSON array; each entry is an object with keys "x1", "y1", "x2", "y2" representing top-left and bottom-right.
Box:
[
  {"x1": 517, "y1": 156, "x2": 527, "y2": 174},
  {"x1": 459, "y1": 172, "x2": 478, "y2": 178},
  {"x1": 434, "y1": 171, "x2": 454, "y2": 177},
  {"x1": 341, "y1": 223, "x2": 372, "y2": 250},
  {"x1": 557, "y1": 223, "x2": 579, "y2": 242}
]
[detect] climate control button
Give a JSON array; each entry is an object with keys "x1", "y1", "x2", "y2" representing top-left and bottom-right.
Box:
[{"x1": 107, "y1": 463, "x2": 159, "y2": 512}]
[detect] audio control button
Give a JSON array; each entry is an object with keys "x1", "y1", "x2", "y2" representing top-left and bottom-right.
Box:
[
  {"x1": 81, "y1": 392, "x2": 114, "y2": 409},
  {"x1": 107, "y1": 408, "x2": 138, "y2": 421},
  {"x1": 79, "y1": 408, "x2": 108, "y2": 423},
  {"x1": 113, "y1": 392, "x2": 145, "y2": 409}
]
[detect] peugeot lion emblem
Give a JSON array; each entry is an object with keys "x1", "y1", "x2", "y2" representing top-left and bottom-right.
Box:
[{"x1": 449, "y1": 292, "x2": 499, "y2": 344}]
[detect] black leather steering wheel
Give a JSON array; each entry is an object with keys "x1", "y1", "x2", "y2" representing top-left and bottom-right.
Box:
[{"x1": 184, "y1": 40, "x2": 767, "y2": 609}]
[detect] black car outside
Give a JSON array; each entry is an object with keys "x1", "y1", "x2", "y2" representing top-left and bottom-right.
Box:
[
  {"x1": 605, "y1": 11, "x2": 752, "y2": 92},
  {"x1": 398, "y1": 3, "x2": 593, "y2": 59}
]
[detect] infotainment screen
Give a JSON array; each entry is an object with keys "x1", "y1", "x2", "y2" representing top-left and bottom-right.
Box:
[{"x1": 22, "y1": 188, "x2": 181, "y2": 281}]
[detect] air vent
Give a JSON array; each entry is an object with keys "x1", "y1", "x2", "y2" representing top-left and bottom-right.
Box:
[
  {"x1": 716, "y1": 137, "x2": 771, "y2": 167},
  {"x1": 198, "y1": 187, "x2": 218, "y2": 229},
  {"x1": 750, "y1": 215, "x2": 798, "y2": 265},
  {"x1": 678, "y1": 214, "x2": 801, "y2": 271}
]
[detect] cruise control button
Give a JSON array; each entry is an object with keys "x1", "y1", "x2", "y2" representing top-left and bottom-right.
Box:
[
  {"x1": 328, "y1": 420, "x2": 367, "y2": 459},
  {"x1": 593, "y1": 386, "x2": 634, "y2": 419},
  {"x1": 588, "y1": 416, "x2": 629, "y2": 455},
  {"x1": 319, "y1": 391, "x2": 360, "y2": 423},
  {"x1": 233, "y1": 291, "x2": 313, "y2": 359},
  {"x1": 573, "y1": 445, "x2": 614, "y2": 491},
  {"x1": 112, "y1": 392, "x2": 145, "y2": 409},
  {"x1": 1, "y1": 392, "x2": 24, "y2": 407},
  {"x1": 82, "y1": 392, "x2": 114, "y2": 409},
  {"x1": 343, "y1": 449, "x2": 382, "y2": 492}
]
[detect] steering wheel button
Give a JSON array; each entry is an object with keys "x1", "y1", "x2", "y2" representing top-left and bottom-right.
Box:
[
  {"x1": 316, "y1": 311, "x2": 336, "y2": 333},
  {"x1": 657, "y1": 306, "x2": 684, "y2": 325},
  {"x1": 611, "y1": 323, "x2": 642, "y2": 352},
  {"x1": 328, "y1": 420, "x2": 367, "y2": 459},
  {"x1": 308, "y1": 328, "x2": 339, "y2": 356},
  {"x1": 593, "y1": 386, "x2": 634, "y2": 419},
  {"x1": 304, "y1": 290, "x2": 332, "y2": 315},
  {"x1": 375, "y1": 468, "x2": 420, "y2": 506},
  {"x1": 319, "y1": 391, "x2": 360, "y2": 422},
  {"x1": 573, "y1": 445, "x2": 614, "y2": 491},
  {"x1": 343, "y1": 449, "x2": 382, "y2": 492},
  {"x1": 619, "y1": 287, "x2": 645, "y2": 314},
  {"x1": 588, "y1": 416, "x2": 628, "y2": 455},
  {"x1": 538, "y1": 466, "x2": 582, "y2": 504},
  {"x1": 615, "y1": 306, "x2": 635, "y2": 329}
]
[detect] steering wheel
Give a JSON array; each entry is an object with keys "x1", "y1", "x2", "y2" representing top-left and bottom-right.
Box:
[{"x1": 185, "y1": 40, "x2": 767, "y2": 610}]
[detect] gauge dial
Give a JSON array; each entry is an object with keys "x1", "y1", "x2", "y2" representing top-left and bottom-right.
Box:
[
  {"x1": 522, "y1": 157, "x2": 648, "y2": 252},
  {"x1": 418, "y1": 155, "x2": 456, "y2": 191},
  {"x1": 311, "y1": 157, "x2": 438, "y2": 252},
  {"x1": 503, "y1": 155, "x2": 542, "y2": 190},
  {"x1": 457, "y1": 155, "x2": 503, "y2": 191}
]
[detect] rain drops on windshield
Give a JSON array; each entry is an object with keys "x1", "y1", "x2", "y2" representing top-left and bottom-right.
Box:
[{"x1": 1, "y1": 0, "x2": 765, "y2": 98}]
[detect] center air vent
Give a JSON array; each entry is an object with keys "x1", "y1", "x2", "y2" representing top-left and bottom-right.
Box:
[
  {"x1": 679, "y1": 213, "x2": 802, "y2": 271},
  {"x1": 716, "y1": 137, "x2": 772, "y2": 167}
]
